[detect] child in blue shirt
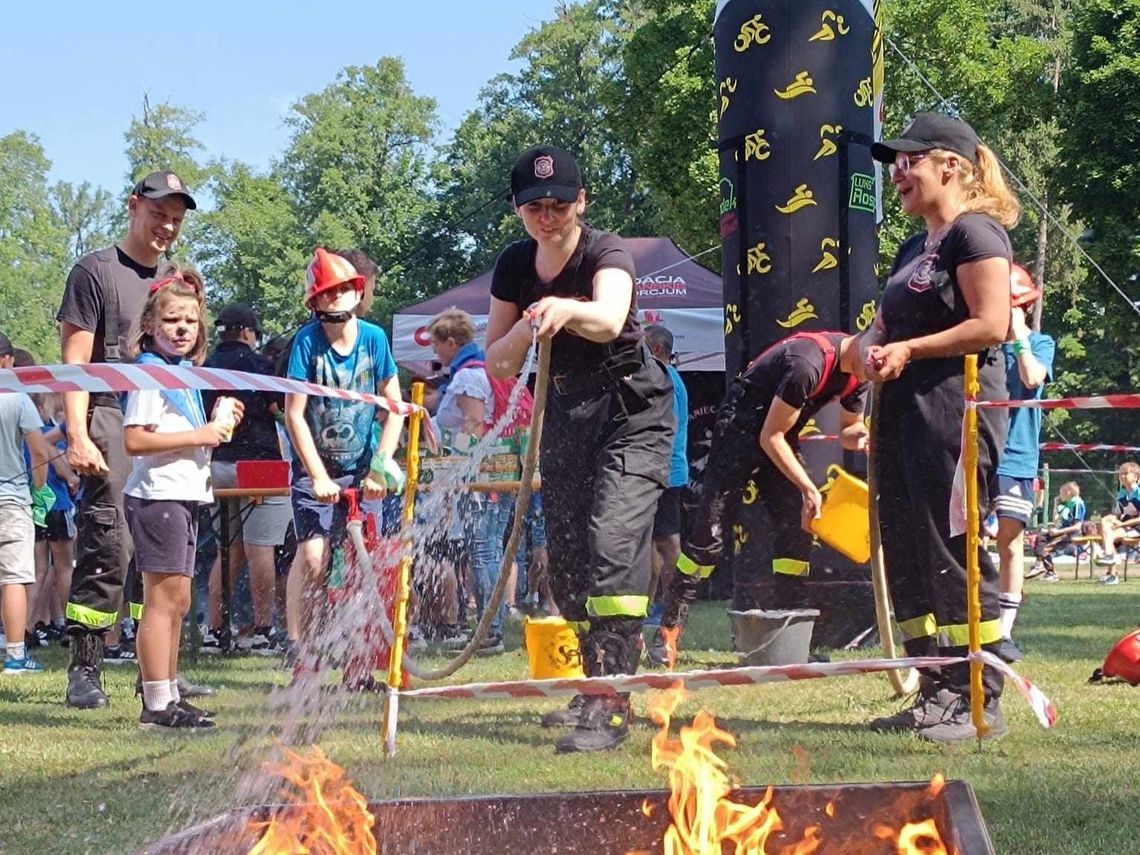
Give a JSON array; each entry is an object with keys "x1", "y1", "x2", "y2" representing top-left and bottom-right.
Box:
[
  {"x1": 1031, "y1": 481, "x2": 1086, "y2": 581},
  {"x1": 284, "y1": 249, "x2": 404, "y2": 677},
  {"x1": 1094, "y1": 461, "x2": 1140, "y2": 584}
]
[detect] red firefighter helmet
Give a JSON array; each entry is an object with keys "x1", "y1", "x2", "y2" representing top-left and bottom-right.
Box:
[
  {"x1": 1090, "y1": 629, "x2": 1140, "y2": 685},
  {"x1": 1010, "y1": 263, "x2": 1042, "y2": 308},
  {"x1": 304, "y1": 248, "x2": 365, "y2": 308}
]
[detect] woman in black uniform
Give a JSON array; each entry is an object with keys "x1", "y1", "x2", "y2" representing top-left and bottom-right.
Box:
[
  {"x1": 861, "y1": 113, "x2": 1016, "y2": 743},
  {"x1": 485, "y1": 145, "x2": 674, "y2": 753}
]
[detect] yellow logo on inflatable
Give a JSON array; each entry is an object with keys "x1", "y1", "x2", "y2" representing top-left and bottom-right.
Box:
[
  {"x1": 747, "y1": 241, "x2": 772, "y2": 275},
  {"x1": 812, "y1": 237, "x2": 839, "y2": 273},
  {"x1": 776, "y1": 184, "x2": 817, "y2": 214},
  {"x1": 719, "y1": 77, "x2": 738, "y2": 118},
  {"x1": 724, "y1": 303, "x2": 742, "y2": 336},
  {"x1": 853, "y1": 77, "x2": 874, "y2": 107},
  {"x1": 744, "y1": 128, "x2": 771, "y2": 161},
  {"x1": 799, "y1": 418, "x2": 821, "y2": 437},
  {"x1": 774, "y1": 71, "x2": 816, "y2": 100},
  {"x1": 734, "y1": 13, "x2": 771, "y2": 51},
  {"x1": 814, "y1": 124, "x2": 842, "y2": 160},
  {"x1": 777, "y1": 298, "x2": 818, "y2": 329},
  {"x1": 809, "y1": 10, "x2": 850, "y2": 42}
]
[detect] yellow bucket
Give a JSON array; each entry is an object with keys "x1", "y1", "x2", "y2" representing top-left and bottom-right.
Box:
[
  {"x1": 810, "y1": 465, "x2": 871, "y2": 564},
  {"x1": 523, "y1": 616, "x2": 584, "y2": 680}
]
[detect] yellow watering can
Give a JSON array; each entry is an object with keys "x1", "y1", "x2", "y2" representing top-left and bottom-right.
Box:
[{"x1": 810, "y1": 464, "x2": 871, "y2": 564}]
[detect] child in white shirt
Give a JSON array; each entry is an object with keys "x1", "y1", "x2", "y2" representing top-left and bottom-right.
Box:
[{"x1": 122, "y1": 265, "x2": 241, "y2": 732}]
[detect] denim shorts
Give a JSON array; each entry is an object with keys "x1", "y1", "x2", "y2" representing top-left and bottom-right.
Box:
[{"x1": 291, "y1": 474, "x2": 386, "y2": 545}]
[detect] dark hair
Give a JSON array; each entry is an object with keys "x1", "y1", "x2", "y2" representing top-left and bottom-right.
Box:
[
  {"x1": 218, "y1": 327, "x2": 245, "y2": 343},
  {"x1": 12, "y1": 349, "x2": 35, "y2": 368},
  {"x1": 334, "y1": 248, "x2": 379, "y2": 281}
]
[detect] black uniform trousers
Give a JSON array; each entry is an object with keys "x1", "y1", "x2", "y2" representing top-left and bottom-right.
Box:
[
  {"x1": 679, "y1": 382, "x2": 811, "y2": 610},
  {"x1": 875, "y1": 354, "x2": 1007, "y2": 697},
  {"x1": 540, "y1": 345, "x2": 673, "y2": 657},
  {"x1": 66, "y1": 402, "x2": 136, "y2": 632}
]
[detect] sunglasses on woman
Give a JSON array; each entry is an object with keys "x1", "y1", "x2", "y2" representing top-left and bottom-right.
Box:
[{"x1": 888, "y1": 151, "x2": 931, "y2": 179}]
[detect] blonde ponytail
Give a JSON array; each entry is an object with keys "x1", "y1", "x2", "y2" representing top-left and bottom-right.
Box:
[{"x1": 957, "y1": 143, "x2": 1020, "y2": 228}]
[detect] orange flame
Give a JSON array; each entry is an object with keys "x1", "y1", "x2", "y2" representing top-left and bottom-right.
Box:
[
  {"x1": 247, "y1": 746, "x2": 377, "y2": 855},
  {"x1": 637, "y1": 683, "x2": 814, "y2": 854},
  {"x1": 661, "y1": 625, "x2": 682, "y2": 671},
  {"x1": 637, "y1": 686, "x2": 954, "y2": 855}
]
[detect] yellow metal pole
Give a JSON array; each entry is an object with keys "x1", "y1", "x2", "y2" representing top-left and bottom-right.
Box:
[
  {"x1": 964, "y1": 355, "x2": 987, "y2": 741},
  {"x1": 382, "y1": 382, "x2": 424, "y2": 756}
]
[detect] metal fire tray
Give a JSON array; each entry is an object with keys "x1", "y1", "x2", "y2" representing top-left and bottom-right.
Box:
[{"x1": 142, "y1": 780, "x2": 994, "y2": 854}]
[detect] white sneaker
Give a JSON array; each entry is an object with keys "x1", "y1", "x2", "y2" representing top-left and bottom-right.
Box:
[
  {"x1": 238, "y1": 632, "x2": 278, "y2": 656},
  {"x1": 200, "y1": 630, "x2": 225, "y2": 655}
]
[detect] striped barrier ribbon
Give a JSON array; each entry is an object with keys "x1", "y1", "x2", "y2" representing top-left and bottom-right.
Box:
[
  {"x1": 978, "y1": 394, "x2": 1140, "y2": 410},
  {"x1": 0, "y1": 363, "x2": 438, "y2": 451},
  {"x1": 1039, "y1": 443, "x2": 1140, "y2": 453},
  {"x1": 400, "y1": 651, "x2": 1057, "y2": 729}
]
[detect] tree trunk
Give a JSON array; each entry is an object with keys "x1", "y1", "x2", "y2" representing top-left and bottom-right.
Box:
[{"x1": 1032, "y1": 192, "x2": 1047, "y2": 331}]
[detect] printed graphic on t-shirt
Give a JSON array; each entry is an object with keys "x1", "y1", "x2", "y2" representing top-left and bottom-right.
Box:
[
  {"x1": 907, "y1": 251, "x2": 940, "y2": 293},
  {"x1": 309, "y1": 351, "x2": 376, "y2": 473}
]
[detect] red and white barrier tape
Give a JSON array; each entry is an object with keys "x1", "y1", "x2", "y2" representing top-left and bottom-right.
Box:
[
  {"x1": 799, "y1": 434, "x2": 840, "y2": 442},
  {"x1": 1039, "y1": 443, "x2": 1140, "y2": 453},
  {"x1": 979, "y1": 394, "x2": 1140, "y2": 410},
  {"x1": 0, "y1": 363, "x2": 438, "y2": 451},
  {"x1": 400, "y1": 651, "x2": 1057, "y2": 729}
]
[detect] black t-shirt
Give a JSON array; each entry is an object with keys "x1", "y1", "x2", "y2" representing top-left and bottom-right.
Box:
[
  {"x1": 57, "y1": 246, "x2": 158, "y2": 363},
  {"x1": 490, "y1": 226, "x2": 640, "y2": 374},
  {"x1": 740, "y1": 332, "x2": 868, "y2": 436},
  {"x1": 203, "y1": 341, "x2": 284, "y2": 462},
  {"x1": 880, "y1": 212, "x2": 1012, "y2": 344}
]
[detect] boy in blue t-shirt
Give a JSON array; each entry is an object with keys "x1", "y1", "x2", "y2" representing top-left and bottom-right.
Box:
[
  {"x1": 993, "y1": 266, "x2": 1054, "y2": 661},
  {"x1": 1094, "y1": 461, "x2": 1140, "y2": 585},
  {"x1": 284, "y1": 249, "x2": 405, "y2": 663},
  {"x1": 1031, "y1": 481, "x2": 1085, "y2": 581}
]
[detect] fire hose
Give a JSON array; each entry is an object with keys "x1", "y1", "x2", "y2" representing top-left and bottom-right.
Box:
[
  {"x1": 359, "y1": 337, "x2": 551, "y2": 682},
  {"x1": 867, "y1": 383, "x2": 920, "y2": 697}
]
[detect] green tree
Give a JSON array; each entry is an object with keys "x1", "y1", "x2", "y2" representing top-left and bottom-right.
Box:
[
  {"x1": 0, "y1": 132, "x2": 69, "y2": 361},
  {"x1": 433, "y1": 0, "x2": 662, "y2": 286},
  {"x1": 616, "y1": 0, "x2": 718, "y2": 263},
  {"x1": 1048, "y1": 0, "x2": 1140, "y2": 450},
  {"x1": 193, "y1": 161, "x2": 310, "y2": 335},
  {"x1": 51, "y1": 180, "x2": 114, "y2": 259},
  {"x1": 123, "y1": 96, "x2": 212, "y2": 190},
  {"x1": 279, "y1": 57, "x2": 440, "y2": 326}
]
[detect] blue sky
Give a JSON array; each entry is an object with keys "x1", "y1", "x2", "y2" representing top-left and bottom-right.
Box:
[{"x1": 1, "y1": 0, "x2": 562, "y2": 194}]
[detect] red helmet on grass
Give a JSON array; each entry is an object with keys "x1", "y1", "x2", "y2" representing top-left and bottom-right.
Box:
[{"x1": 1089, "y1": 629, "x2": 1140, "y2": 686}]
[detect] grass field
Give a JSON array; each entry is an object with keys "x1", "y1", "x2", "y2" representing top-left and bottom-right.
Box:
[{"x1": 1, "y1": 574, "x2": 1137, "y2": 854}]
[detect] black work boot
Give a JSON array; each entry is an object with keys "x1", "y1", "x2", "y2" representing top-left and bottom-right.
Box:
[
  {"x1": 555, "y1": 628, "x2": 640, "y2": 753},
  {"x1": 868, "y1": 675, "x2": 960, "y2": 733},
  {"x1": 540, "y1": 693, "x2": 587, "y2": 728},
  {"x1": 66, "y1": 631, "x2": 108, "y2": 709}
]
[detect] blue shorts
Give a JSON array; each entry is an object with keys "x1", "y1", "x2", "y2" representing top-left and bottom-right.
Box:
[
  {"x1": 994, "y1": 475, "x2": 1036, "y2": 526},
  {"x1": 290, "y1": 474, "x2": 387, "y2": 545}
]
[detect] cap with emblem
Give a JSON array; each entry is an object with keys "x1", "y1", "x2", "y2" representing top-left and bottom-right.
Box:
[
  {"x1": 871, "y1": 112, "x2": 982, "y2": 165},
  {"x1": 510, "y1": 145, "x2": 583, "y2": 206},
  {"x1": 132, "y1": 170, "x2": 197, "y2": 210}
]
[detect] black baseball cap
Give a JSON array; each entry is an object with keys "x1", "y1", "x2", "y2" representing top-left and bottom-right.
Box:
[
  {"x1": 216, "y1": 304, "x2": 262, "y2": 334},
  {"x1": 0, "y1": 332, "x2": 12, "y2": 358},
  {"x1": 872, "y1": 112, "x2": 981, "y2": 165},
  {"x1": 132, "y1": 170, "x2": 197, "y2": 210},
  {"x1": 510, "y1": 145, "x2": 583, "y2": 206}
]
